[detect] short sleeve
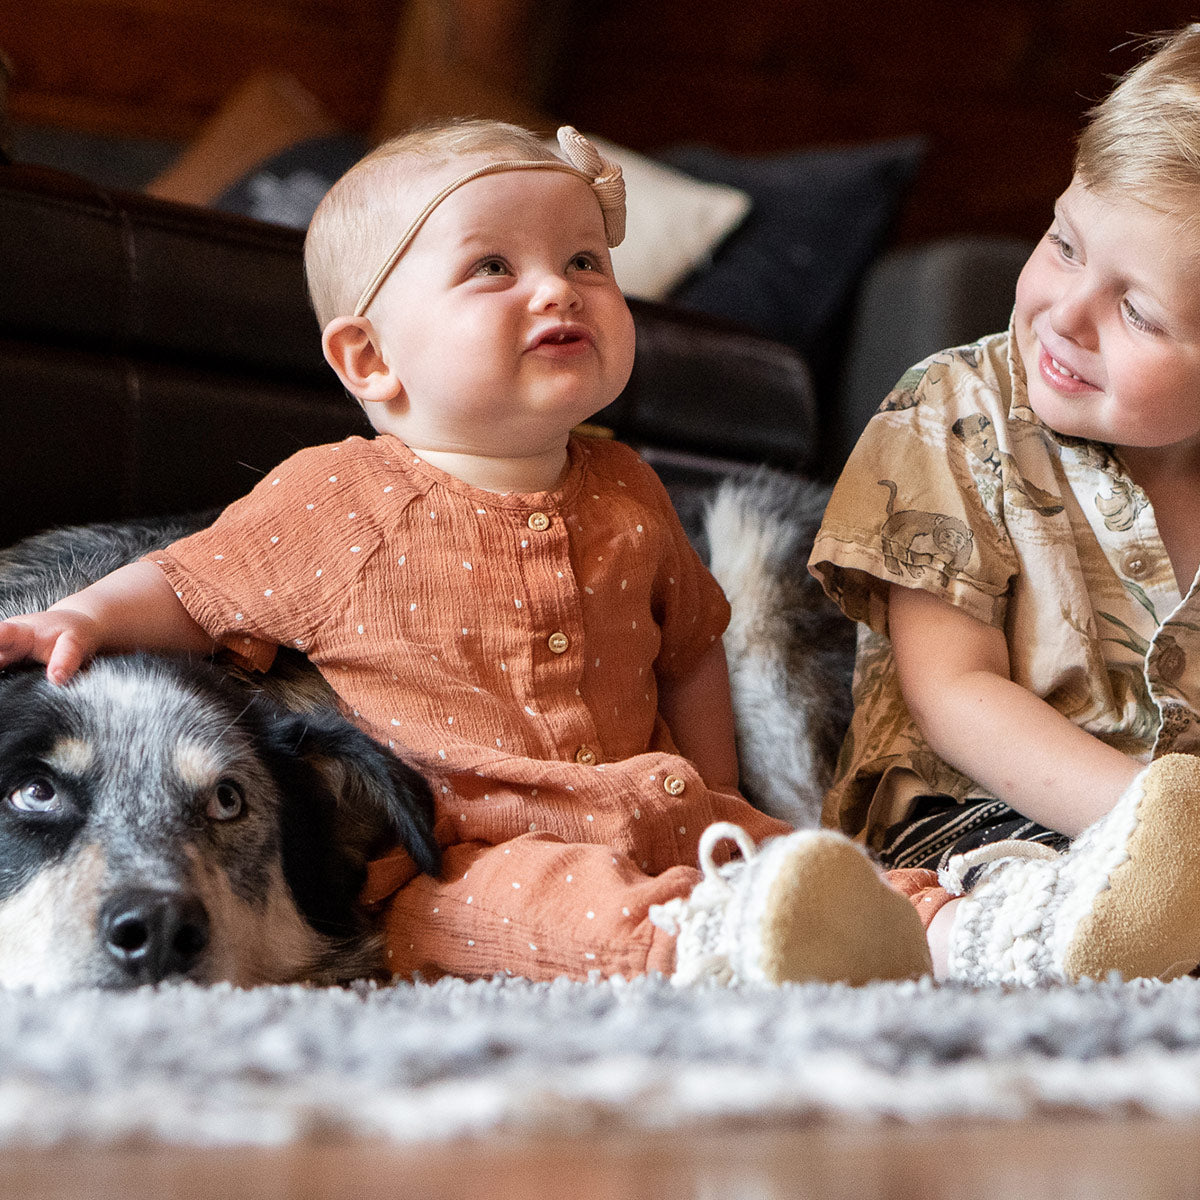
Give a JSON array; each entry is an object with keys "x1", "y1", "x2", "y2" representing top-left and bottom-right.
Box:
[
  {"x1": 809, "y1": 348, "x2": 1019, "y2": 636},
  {"x1": 636, "y1": 459, "x2": 732, "y2": 682},
  {"x1": 148, "y1": 440, "x2": 387, "y2": 670}
]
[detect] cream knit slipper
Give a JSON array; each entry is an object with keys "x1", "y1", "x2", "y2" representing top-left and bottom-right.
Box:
[
  {"x1": 942, "y1": 754, "x2": 1200, "y2": 985},
  {"x1": 650, "y1": 822, "x2": 933, "y2": 986}
]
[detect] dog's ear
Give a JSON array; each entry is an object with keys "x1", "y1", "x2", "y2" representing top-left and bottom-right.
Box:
[{"x1": 269, "y1": 709, "x2": 441, "y2": 878}]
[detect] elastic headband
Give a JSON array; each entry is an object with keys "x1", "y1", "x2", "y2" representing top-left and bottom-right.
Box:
[{"x1": 353, "y1": 126, "x2": 626, "y2": 317}]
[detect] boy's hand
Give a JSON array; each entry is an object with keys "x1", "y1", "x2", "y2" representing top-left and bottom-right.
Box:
[{"x1": 0, "y1": 609, "x2": 100, "y2": 685}]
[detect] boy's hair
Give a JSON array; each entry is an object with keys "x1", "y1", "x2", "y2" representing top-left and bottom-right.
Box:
[
  {"x1": 1076, "y1": 24, "x2": 1200, "y2": 215},
  {"x1": 304, "y1": 119, "x2": 558, "y2": 328}
]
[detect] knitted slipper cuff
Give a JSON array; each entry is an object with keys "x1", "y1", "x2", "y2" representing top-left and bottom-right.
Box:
[{"x1": 943, "y1": 766, "x2": 1152, "y2": 986}]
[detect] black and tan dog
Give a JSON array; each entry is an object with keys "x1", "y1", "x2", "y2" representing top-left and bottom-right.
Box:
[{"x1": 0, "y1": 518, "x2": 440, "y2": 991}]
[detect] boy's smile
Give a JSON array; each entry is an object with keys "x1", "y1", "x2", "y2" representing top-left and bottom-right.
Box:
[{"x1": 1014, "y1": 176, "x2": 1200, "y2": 462}]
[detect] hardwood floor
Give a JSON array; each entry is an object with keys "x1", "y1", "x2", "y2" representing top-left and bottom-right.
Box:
[{"x1": 5, "y1": 1117, "x2": 1200, "y2": 1199}]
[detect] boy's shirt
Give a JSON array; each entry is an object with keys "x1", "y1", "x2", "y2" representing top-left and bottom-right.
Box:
[{"x1": 810, "y1": 324, "x2": 1200, "y2": 851}]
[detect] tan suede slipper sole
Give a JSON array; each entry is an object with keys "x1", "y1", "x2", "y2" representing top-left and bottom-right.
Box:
[
  {"x1": 756, "y1": 831, "x2": 934, "y2": 986},
  {"x1": 1065, "y1": 754, "x2": 1200, "y2": 982}
]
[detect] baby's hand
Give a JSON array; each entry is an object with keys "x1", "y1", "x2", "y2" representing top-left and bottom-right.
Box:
[{"x1": 0, "y1": 609, "x2": 101, "y2": 685}]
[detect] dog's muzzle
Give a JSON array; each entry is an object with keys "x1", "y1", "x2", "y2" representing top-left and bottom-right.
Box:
[{"x1": 98, "y1": 888, "x2": 211, "y2": 984}]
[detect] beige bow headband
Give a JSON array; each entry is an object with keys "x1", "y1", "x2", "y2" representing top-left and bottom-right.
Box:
[{"x1": 353, "y1": 126, "x2": 626, "y2": 318}]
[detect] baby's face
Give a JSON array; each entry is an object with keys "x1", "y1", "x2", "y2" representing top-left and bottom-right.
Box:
[
  {"x1": 362, "y1": 161, "x2": 635, "y2": 460},
  {"x1": 1014, "y1": 175, "x2": 1200, "y2": 456}
]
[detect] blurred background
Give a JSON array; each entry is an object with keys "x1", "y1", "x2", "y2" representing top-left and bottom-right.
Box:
[
  {"x1": 4, "y1": 0, "x2": 1199, "y2": 477},
  {"x1": 3, "y1": 0, "x2": 1196, "y2": 241}
]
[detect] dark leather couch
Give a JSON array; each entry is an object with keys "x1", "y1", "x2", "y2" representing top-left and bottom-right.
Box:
[{"x1": 0, "y1": 160, "x2": 820, "y2": 550}]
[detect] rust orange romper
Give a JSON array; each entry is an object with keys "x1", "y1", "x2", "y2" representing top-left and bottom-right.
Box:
[{"x1": 153, "y1": 433, "x2": 791, "y2": 981}]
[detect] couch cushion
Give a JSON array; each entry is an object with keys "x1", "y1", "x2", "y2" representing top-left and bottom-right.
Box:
[
  {"x1": 662, "y1": 138, "x2": 925, "y2": 396},
  {"x1": 0, "y1": 164, "x2": 326, "y2": 383},
  {"x1": 214, "y1": 133, "x2": 367, "y2": 228}
]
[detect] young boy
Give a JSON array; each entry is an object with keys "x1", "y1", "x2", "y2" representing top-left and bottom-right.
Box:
[
  {"x1": 0, "y1": 120, "x2": 932, "y2": 987},
  {"x1": 811, "y1": 25, "x2": 1200, "y2": 985}
]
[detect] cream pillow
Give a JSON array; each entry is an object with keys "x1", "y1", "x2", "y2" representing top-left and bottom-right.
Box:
[{"x1": 551, "y1": 134, "x2": 752, "y2": 301}]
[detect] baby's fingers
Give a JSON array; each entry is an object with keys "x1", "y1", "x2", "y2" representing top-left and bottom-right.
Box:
[
  {"x1": 44, "y1": 632, "x2": 90, "y2": 686},
  {"x1": 0, "y1": 616, "x2": 93, "y2": 684},
  {"x1": 0, "y1": 619, "x2": 38, "y2": 667}
]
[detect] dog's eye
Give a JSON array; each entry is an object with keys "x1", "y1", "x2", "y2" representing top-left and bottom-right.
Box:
[
  {"x1": 8, "y1": 777, "x2": 61, "y2": 814},
  {"x1": 205, "y1": 780, "x2": 245, "y2": 822}
]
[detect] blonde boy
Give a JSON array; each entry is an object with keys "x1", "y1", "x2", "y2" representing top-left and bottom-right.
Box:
[
  {"x1": 812, "y1": 26, "x2": 1200, "y2": 984},
  {"x1": 0, "y1": 120, "x2": 932, "y2": 987}
]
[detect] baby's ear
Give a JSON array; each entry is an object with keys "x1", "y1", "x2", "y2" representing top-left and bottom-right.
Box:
[{"x1": 321, "y1": 317, "x2": 404, "y2": 403}]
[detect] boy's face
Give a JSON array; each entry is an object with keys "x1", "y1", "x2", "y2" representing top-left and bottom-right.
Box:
[
  {"x1": 1014, "y1": 176, "x2": 1200, "y2": 456},
  {"x1": 362, "y1": 163, "x2": 635, "y2": 459}
]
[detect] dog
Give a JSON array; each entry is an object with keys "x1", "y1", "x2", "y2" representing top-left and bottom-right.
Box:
[
  {"x1": 0, "y1": 470, "x2": 849, "y2": 990},
  {"x1": 0, "y1": 519, "x2": 441, "y2": 991},
  {"x1": 670, "y1": 469, "x2": 854, "y2": 828}
]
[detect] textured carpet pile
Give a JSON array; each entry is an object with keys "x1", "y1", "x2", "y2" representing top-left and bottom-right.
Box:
[{"x1": 3, "y1": 973, "x2": 1200, "y2": 1147}]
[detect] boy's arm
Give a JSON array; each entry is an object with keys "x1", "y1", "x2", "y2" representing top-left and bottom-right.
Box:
[
  {"x1": 658, "y1": 640, "x2": 741, "y2": 792},
  {"x1": 888, "y1": 583, "x2": 1141, "y2": 838},
  {"x1": 0, "y1": 561, "x2": 215, "y2": 685}
]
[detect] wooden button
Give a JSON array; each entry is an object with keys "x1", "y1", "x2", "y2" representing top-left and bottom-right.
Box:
[
  {"x1": 548, "y1": 632, "x2": 570, "y2": 654},
  {"x1": 528, "y1": 512, "x2": 551, "y2": 532},
  {"x1": 575, "y1": 746, "x2": 598, "y2": 765},
  {"x1": 663, "y1": 774, "x2": 686, "y2": 796},
  {"x1": 1120, "y1": 549, "x2": 1149, "y2": 578}
]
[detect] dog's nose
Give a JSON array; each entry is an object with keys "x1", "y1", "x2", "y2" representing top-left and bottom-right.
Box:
[{"x1": 99, "y1": 889, "x2": 211, "y2": 983}]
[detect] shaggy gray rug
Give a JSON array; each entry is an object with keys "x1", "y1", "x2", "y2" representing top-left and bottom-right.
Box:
[{"x1": 3, "y1": 974, "x2": 1200, "y2": 1147}]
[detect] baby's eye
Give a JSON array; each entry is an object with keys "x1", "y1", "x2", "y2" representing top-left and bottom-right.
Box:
[
  {"x1": 1047, "y1": 231, "x2": 1077, "y2": 261},
  {"x1": 474, "y1": 258, "x2": 510, "y2": 278},
  {"x1": 568, "y1": 253, "x2": 600, "y2": 273}
]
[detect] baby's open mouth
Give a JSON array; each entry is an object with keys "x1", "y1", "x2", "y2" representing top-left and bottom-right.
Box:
[{"x1": 532, "y1": 326, "x2": 590, "y2": 349}]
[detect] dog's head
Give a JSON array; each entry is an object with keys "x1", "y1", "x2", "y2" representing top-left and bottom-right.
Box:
[{"x1": 0, "y1": 654, "x2": 439, "y2": 991}]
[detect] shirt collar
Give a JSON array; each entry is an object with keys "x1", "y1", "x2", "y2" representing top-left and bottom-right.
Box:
[{"x1": 1004, "y1": 308, "x2": 1043, "y2": 429}]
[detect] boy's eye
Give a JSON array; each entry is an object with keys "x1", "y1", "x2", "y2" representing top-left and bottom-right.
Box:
[
  {"x1": 569, "y1": 253, "x2": 599, "y2": 272},
  {"x1": 1122, "y1": 297, "x2": 1158, "y2": 334},
  {"x1": 1047, "y1": 231, "x2": 1077, "y2": 261},
  {"x1": 474, "y1": 258, "x2": 509, "y2": 277}
]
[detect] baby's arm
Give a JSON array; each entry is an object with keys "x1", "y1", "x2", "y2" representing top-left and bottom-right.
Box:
[
  {"x1": 658, "y1": 641, "x2": 741, "y2": 791},
  {"x1": 888, "y1": 583, "x2": 1141, "y2": 837},
  {"x1": 0, "y1": 561, "x2": 215, "y2": 685}
]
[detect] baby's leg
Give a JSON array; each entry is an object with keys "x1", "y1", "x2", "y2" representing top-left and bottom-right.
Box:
[
  {"x1": 375, "y1": 768, "x2": 798, "y2": 982},
  {"x1": 651, "y1": 825, "x2": 933, "y2": 986},
  {"x1": 378, "y1": 835, "x2": 701, "y2": 981},
  {"x1": 378, "y1": 826, "x2": 936, "y2": 985}
]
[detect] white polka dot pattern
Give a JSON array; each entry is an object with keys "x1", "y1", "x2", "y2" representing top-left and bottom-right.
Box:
[{"x1": 151, "y1": 431, "x2": 736, "y2": 882}]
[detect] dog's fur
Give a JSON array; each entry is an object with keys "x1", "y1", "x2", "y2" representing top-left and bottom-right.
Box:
[
  {"x1": 0, "y1": 522, "x2": 440, "y2": 991},
  {"x1": 703, "y1": 473, "x2": 853, "y2": 828},
  {"x1": 672, "y1": 470, "x2": 854, "y2": 828},
  {"x1": 0, "y1": 470, "x2": 849, "y2": 990}
]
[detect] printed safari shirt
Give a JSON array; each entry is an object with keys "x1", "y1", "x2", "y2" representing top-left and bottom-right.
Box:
[{"x1": 809, "y1": 326, "x2": 1200, "y2": 851}]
